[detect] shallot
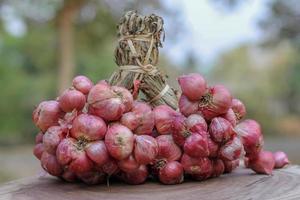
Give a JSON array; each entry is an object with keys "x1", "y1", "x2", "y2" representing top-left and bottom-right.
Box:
[
  {"x1": 178, "y1": 73, "x2": 207, "y2": 101},
  {"x1": 105, "y1": 124, "x2": 134, "y2": 160},
  {"x1": 159, "y1": 161, "x2": 184, "y2": 184},
  {"x1": 273, "y1": 151, "x2": 289, "y2": 168}
]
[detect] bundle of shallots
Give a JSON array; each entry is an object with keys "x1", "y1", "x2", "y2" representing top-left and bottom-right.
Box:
[{"x1": 32, "y1": 73, "x2": 289, "y2": 185}]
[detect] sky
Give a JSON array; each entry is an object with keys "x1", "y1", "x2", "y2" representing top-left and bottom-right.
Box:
[{"x1": 162, "y1": 0, "x2": 268, "y2": 65}]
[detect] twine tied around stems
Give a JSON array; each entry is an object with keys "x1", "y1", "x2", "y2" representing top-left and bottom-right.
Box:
[
  {"x1": 110, "y1": 11, "x2": 178, "y2": 109},
  {"x1": 117, "y1": 34, "x2": 170, "y2": 102}
]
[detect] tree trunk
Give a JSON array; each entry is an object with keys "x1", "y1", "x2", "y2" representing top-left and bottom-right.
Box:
[{"x1": 57, "y1": 0, "x2": 86, "y2": 94}]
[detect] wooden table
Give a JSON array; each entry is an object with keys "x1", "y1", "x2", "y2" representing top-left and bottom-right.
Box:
[{"x1": 1, "y1": 165, "x2": 299, "y2": 200}]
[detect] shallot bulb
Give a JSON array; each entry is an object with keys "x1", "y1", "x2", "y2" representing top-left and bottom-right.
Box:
[
  {"x1": 43, "y1": 126, "x2": 66, "y2": 154},
  {"x1": 111, "y1": 86, "x2": 134, "y2": 113},
  {"x1": 134, "y1": 135, "x2": 158, "y2": 165},
  {"x1": 273, "y1": 151, "x2": 289, "y2": 168},
  {"x1": 32, "y1": 100, "x2": 64, "y2": 132},
  {"x1": 178, "y1": 73, "x2": 207, "y2": 101},
  {"x1": 211, "y1": 159, "x2": 225, "y2": 178},
  {"x1": 58, "y1": 88, "x2": 86, "y2": 112},
  {"x1": 87, "y1": 82, "x2": 133, "y2": 121},
  {"x1": 56, "y1": 138, "x2": 93, "y2": 174},
  {"x1": 61, "y1": 170, "x2": 77, "y2": 182},
  {"x1": 105, "y1": 124, "x2": 134, "y2": 160},
  {"x1": 41, "y1": 151, "x2": 63, "y2": 176},
  {"x1": 70, "y1": 114, "x2": 107, "y2": 141},
  {"x1": 72, "y1": 75, "x2": 94, "y2": 95},
  {"x1": 118, "y1": 155, "x2": 140, "y2": 173},
  {"x1": 33, "y1": 143, "x2": 44, "y2": 160},
  {"x1": 219, "y1": 136, "x2": 243, "y2": 161},
  {"x1": 207, "y1": 137, "x2": 219, "y2": 158},
  {"x1": 159, "y1": 161, "x2": 184, "y2": 184},
  {"x1": 231, "y1": 98, "x2": 246, "y2": 120},
  {"x1": 121, "y1": 165, "x2": 148, "y2": 185},
  {"x1": 85, "y1": 141, "x2": 110, "y2": 166},
  {"x1": 181, "y1": 154, "x2": 213, "y2": 180},
  {"x1": 209, "y1": 117, "x2": 233, "y2": 143},
  {"x1": 235, "y1": 119, "x2": 264, "y2": 157},
  {"x1": 154, "y1": 105, "x2": 177, "y2": 134},
  {"x1": 121, "y1": 101, "x2": 154, "y2": 135},
  {"x1": 248, "y1": 151, "x2": 275, "y2": 175},
  {"x1": 101, "y1": 158, "x2": 120, "y2": 175},
  {"x1": 35, "y1": 132, "x2": 43, "y2": 144},
  {"x1": 223, "y1": 159, "x2": 239, "y2": 173},
  {"x1": 172, "y1": 115, "x2": 191, "y2": 146},
  {"x1": 186, "y1": 114, "x2": 207, "y2": 132},
  {"x1": 184, "y1": 133, "x2": 209, "y2": 158},
  {"x1": 221, "y1": 109, "x2": 237, "y2": 127},
  {"x1": 178, "y1": 95, "x2": 198, "y2": 117},
  {"x1": 198, "y1": 85, "x2": 232, "y2": 120},
  {"x1": 156, "y1": 135, "x2": 182, "y2": 161}
]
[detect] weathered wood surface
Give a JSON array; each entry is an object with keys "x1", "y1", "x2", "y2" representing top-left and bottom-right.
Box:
[{"x1": 0, "y1": 165, "x2": 299, "y2": 200}]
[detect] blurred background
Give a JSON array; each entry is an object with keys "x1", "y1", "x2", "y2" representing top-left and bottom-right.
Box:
[{"x1": 0, "y1": 0, "x2": 299, "y2": 183}]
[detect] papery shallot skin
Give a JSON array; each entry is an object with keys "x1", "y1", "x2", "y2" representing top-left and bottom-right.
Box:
[
  {"x1": 273, "y1": 151, "x2": 289, "y2": 169},
  {"x1": 121, "y1": 165, "x2": 148, "y2": 185},
  {"x1": 101, "y1": 158, "x2": 120, "y2": 175},
  {"x1": 219, "y1": 136, "x2": 243, "y2": 161},
  {"x1": 85, "y1": 140, "x2": 110, "y2": 166},
  {"x1": 178, "y1": 73, "x2": 207, "y2": 101},
  {"x1": 61, "y1": 170, "x2": 77, "y2": 182},
  {"x1": 235, "y1": 119, "x2": 264, "y2": 157},
  {"x1": 223, "y1": 159, "x2": 239, "y2": 173},
  {"x1": 58, "y1": 88, "x2": 86, "y2": 112},
  {"x1": 43, "y1": 126, "x2": 66, "y2": 155},
  {"x1": 35, "y1": 132, "x2": 44, "y2": 144},
  {"x1": 221, "y1": 109, "x2": 237, "y2": 127},
  {"x1": 248, "y1": 151, "x2": 275, "y2": 175},
  {"x1": 56, "y1": 138, "x2": 94, "y2": 174},
  {"x1": 159, "y1": 161, "x2": 184, "y2": 185},
  {"x1": 186, "y1": 114, "x2": 207, "y2": 132},
  {"x1": 32, "y1": 100, "x2": 64, "y2": 132},
  {"x1": 178, "y1": 95, "x2": 198, "y2": 117},
  {"x1": 68, "y1": 150, "x2": 94, "y2": 174},
  {"x1": 231, "y1": 98, "x2": 246, "y2": 120},
  {"x1": 198, "y1": 85, "x2": 232, "y2": 120},
  {"x1": 209, "y1": 117, "x2": 233, "y2": 144},
  {"x1": 118, "y1": 155, "x2": 140, "y2": 173},
  {"x1": 184, "y1": 133, "x2": 209, "y2": 158},
  {"x1": 207, "y1": 137, "x2": 219, "y2": 158},
  {"x1": 211, "y1": 159, "x2": 225, "y2": 178},
  {"x1": 33, "y1": 143, "x2": 44, "y2": 160},
  {"x1": 181, "y1": 154, "x2": 213, "y2": 180},
  {"x1": 154, "y1": 105, "x2": 177, "y2": 134},
  {"x1": 87, "y1": 83, "x2": 133, "y2": 121},
  {"x1": 134, "y1": 135, "x2": 158, "y2": 165},
  {"x1": 41, "y1": 151, "x2": 63, "y2": 176},
  {"x1": 72, "y1": 75, "x2": 94, "y2": 95},
  {"x1": 156, "y1": 135, "x2": 182, "y2": 162},
  {"x1": 105, "y1": 124, "x2": 134, "y2": 160},
  {"x1": 70, "y1": 114, "x2": 107, "y2": 141},
  {"x1": 121, "y1": 101, "x2": 154, "y2": 135}
]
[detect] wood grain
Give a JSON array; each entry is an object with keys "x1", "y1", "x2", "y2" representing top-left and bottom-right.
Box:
[{"x1": 1, "y1": 165, "x2": 300, "y2": 200}]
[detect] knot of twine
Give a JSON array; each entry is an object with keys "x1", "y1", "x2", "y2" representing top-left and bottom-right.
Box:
[{"x1": 118, "y1": 34, "x2": 169, "y2": 102}]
